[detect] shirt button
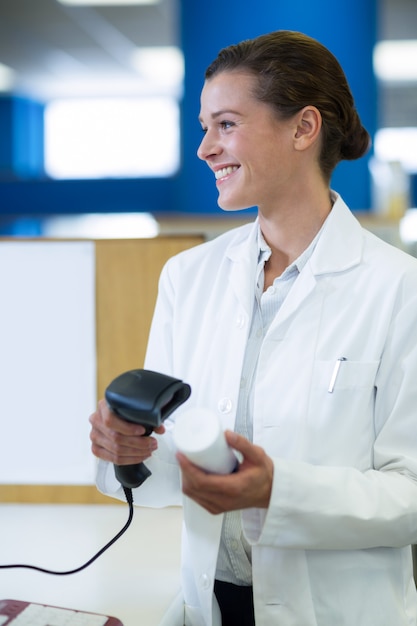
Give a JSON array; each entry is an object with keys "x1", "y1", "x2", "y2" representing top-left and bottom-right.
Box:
[
  {"x1": 256, "y1": 328, "x2": 263, "y2": 338},
  {"x1": 236, "y1": 314, "x2": 245, "y2": 329},
  {"x1": 218, "y1": 397, "x2": 233, "y2": 414},
  {"x1": 199, "y1": 573, "x2": 211, "y2": 590},
  {"x1": 230, "y1": 539, "x2": 239, "y2": 551}
]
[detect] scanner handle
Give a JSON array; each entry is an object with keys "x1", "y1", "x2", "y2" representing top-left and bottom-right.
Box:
[
  {"x1": 113, "y1": 423, "x2": 154, "y2": 488},
  {"x1": 114, "y1": 462, "x2": 152, "y2": 489},
  {"x1": 115, "y1": 421, "x2": 154, "y2": 489}
]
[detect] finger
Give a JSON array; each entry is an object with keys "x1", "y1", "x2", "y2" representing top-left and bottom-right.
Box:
[
  {"x1": 177, "y1": 444, "x2": 273, "y2": 511},
  {"x1": 90, "y1": 443, "x2": 154, "y2": 466},
  {"x1": 178, "y1": 466, "x2": 243, "y2": 514},
  {"x1": 224, "y1": 430, "x2": 260, "y2": 461},
  {"x1": 89, "y1": 419, "x2": 146, "y2": 454},
  {"x1": 90, "y1": 428, "x2": 158, "y2": 464},
  {"x1": 94, "y1": 399, "x2": 148, "y2": 436},
  {"x1": 177, "y1": 452, "x2": 241, "y2": 496}
]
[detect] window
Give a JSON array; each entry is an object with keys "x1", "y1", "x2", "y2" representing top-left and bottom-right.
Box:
[
  {"x1": 374, "y1": 127, "x2": 417, "y2": 174},
  {"x1": 45, "y1": 96, "x2": 180, "y2": 179}
]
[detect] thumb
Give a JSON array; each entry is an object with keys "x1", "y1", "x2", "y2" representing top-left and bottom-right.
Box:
[{"x1": 225, "y1": 430, "x2": 257, "y2": 461}]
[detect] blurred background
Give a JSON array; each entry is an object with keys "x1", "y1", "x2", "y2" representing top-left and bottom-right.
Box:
[
  {"x1": 0, "y1": 5, "x2": 416, "y2": 620},
  {"x1": 0, "y1": 0, "x2": 416, "y2": 246}
]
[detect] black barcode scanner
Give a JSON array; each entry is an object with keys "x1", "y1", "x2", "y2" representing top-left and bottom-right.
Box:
[{"x1": 105, "y1": 369, "x2": 191, "y2": 489}]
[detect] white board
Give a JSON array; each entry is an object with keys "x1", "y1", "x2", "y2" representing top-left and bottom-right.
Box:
[{"x1": 0, "y1": 241, "x2": 96, "y2": 484}]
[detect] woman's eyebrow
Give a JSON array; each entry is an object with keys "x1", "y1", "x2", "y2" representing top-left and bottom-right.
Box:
[{"x1": 198, "y1": 109, "x2": 242, "y2": 123}]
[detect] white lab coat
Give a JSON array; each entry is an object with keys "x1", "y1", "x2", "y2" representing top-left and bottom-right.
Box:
[{"x1": 96, "y1": 194, "x2": 417, "y2": 626}]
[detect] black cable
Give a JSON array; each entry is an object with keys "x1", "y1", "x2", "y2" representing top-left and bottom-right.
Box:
[{"x1": 0, "y1": 486, "x2": 134, "y2": 576}]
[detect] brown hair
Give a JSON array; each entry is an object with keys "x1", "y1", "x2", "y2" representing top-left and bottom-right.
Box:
[{"x1": 205, "y1": 30, "x2": 371, "y2": 181}]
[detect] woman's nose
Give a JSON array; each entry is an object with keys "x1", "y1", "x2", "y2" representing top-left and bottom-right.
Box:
[{"x1": 197, "y1": 130, "x2": 221, "y2": 161}]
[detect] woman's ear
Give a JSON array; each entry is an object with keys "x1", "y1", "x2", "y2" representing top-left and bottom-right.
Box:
[{"x1": 294, "y1": 106, "x2": 322, "y2": 150}]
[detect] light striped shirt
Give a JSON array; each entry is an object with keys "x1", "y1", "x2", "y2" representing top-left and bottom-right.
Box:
[{"x1": 215, "y1": 224, "x2": 320, "y2": 585}]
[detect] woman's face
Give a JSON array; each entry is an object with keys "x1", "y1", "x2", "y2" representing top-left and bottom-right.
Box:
[{"x1": 197, "y1": 70, "x2": 300, "y2": 212}]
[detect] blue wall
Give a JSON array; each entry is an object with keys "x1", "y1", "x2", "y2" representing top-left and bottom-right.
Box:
[
  {"x1": 0, "y1": 96, "x2": 44, "y2": 179},
  {"x1": 0, "y1": 0, "x2": 377, "y2": 228},
  {"x1": 180, "y1": 0, "x2": 377, "y2": 214}
]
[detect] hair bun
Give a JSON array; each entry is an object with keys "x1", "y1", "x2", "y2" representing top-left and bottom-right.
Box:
[{"x1": 341, "y1": 116, "x2": 371, "y2": 161}]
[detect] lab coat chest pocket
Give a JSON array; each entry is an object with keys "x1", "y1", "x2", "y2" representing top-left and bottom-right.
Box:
[
  {"x1": 325, "y1": 359, "x2": 380, "y2": 390},
  {"x1": 306, "y1": 360, "x2": 380, "y2": 467}
]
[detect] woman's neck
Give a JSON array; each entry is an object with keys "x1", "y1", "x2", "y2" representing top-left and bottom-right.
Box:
[{"x1": 258, "y1": 187, "x2": 333, "y2": 281}]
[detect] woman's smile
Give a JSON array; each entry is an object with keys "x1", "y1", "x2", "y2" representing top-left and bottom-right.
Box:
[{"x1": 214, "y1": 165, "x2": 240, "y2": 181}]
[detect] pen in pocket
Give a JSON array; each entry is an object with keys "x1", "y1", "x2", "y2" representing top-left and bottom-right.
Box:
[{"x1": 328, "y1": 357, "x2": 347, "y2": 393}]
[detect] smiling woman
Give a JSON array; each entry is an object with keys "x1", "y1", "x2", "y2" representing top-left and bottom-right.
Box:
[{"x1": 89, "y1": 29, "x2": 417, "y2": 626}]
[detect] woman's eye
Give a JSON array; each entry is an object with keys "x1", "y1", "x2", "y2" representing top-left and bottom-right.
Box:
[
  {"x1": 200, "y1": 120, "x2": 235, "y2": 134},
  {"x1": 220, "y1": 120, "x2": 235, "y2": 130}
]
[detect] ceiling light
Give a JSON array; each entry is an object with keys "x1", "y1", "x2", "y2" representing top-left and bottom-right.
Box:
[
  {"x1": 374, "y1": 127, "x2": 417, "y2": 173},
  {"x1": 0, "y1": 62, "x2": 15, "y2": 92},
  {"x1": 57, "y1": 0, "x2": 159, "y2": 5},
  {"x1": 373, "y1": 40, "x2": 417, "y2": 82},
  {"x1": 42, "y1": 213, "x2": 159, "y2": 239},
  {"x1": 131, "y1": 46, "x2": 184, "y2": 91}
]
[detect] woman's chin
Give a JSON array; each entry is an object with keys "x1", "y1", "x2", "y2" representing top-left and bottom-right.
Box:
[{"x1": 217, "y1": 198, "x2": 255, "y2": 212}]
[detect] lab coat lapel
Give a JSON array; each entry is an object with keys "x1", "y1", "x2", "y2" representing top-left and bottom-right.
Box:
[
  {"x1": 266, "y1": 195, "x2": 364, "y2": 333},
  {"x1": 224, "y1": 197, "x2": 363, "y2": 331},
  {"x1": 269, "y1": 263, "x2": 318, "y2": 333},
  {"x1": 309, "y1": 194, "x2": 363, "y2": 276},
  {"x1": 226, "y1": 219, "x2": 259, "y2": 316},
  {"x1": 262, "y1": 197, "x2": 363, "y2": 338}
]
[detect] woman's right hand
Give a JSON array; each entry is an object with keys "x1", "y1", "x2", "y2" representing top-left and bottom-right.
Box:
[{"x1": 89, "y1": 398, "x2": 165, "y2": 466}]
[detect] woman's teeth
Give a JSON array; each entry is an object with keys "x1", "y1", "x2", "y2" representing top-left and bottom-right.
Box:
[{"x1": 215, "y1": 166, "x2": 238, "y2": 180}]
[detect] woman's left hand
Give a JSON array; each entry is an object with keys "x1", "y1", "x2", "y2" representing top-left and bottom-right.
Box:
[{"x1": 176, "y1": 430, "x2": 274, "y2": 514}]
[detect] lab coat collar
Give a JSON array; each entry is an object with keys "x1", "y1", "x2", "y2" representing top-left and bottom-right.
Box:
[
  {"x1": 226, "y1": 219, "x2": 259, "y2": 317},
  {"x1": 224, "y1": 193, "x2": 364, "y2": 317},
  {"x1": 309, "y1": 193, "x2": 364, "y2": 275},
  {"x1": 226, "y1": 193, "x2": 363, "y2": 276}
]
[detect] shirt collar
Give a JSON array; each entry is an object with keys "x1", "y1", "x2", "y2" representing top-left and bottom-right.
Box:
[
  {"x1": 256, "y1": 207, "x2": 331, "y2": 278},
  {"x1": 257, "y1": 190, "x2": 338, "y2": 276}
]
